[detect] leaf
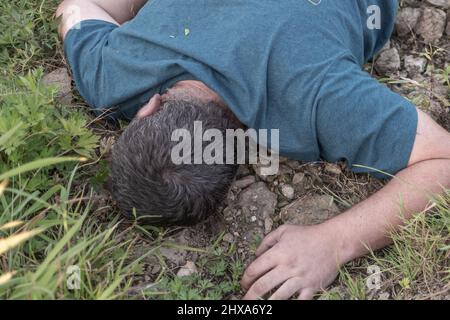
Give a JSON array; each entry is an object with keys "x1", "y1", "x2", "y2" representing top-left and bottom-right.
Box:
[{"x1": 0, "y1": 122, "x2": 22, "y2": 148}]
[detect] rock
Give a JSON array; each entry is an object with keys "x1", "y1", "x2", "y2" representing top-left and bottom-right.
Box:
[
  {"x1": 160, "y1": 246, "x2": 187, "y2": 266},
  {"x1": 415, "y1": 8, "x2": 447, "y2": 43},
  {"x1": 223, "y1": 233, "x2": 234, "y2": 243},
  {"x1": 324, "y1": 163, "x2": 342, "y2": 175},
  {"x1": 176, "y1": 261, "x2": 198, "y2": 277},
  {"x1": 280, "y1": 184, "x2": 295, "y2": 199},
  {"x1": 264, "y1": 217, "x2": 273, "y2": 234},
  {"x1": 446, "y1": 19, "x2": 450, "y2": 35},
  {"x1": 374, "y1": 48, "x2": 401, "y2": 75},
  {"x1": 379, "y1": 39, "x2": 391, "y2": 53},
  {"x1": 148, "y1": 264, "x2": 161, "y2": 275},
  {"x1": 277, "y1": 164, "x2": 294, "y2": 176},
  {"x1": 404, "y1": 55, "x2": 427, "y2": 76},
  {"x1": 159, "y1": 230, "x2": 192, "y2": 266},
  {"x1": 232, "y1": 176, "x2": 256, "y2": 190},
  {"x1": 292, "y1": 172, "x2": 306, "y2": 185},
  {"x1": 237, "y1": 182, "x2": 277, "y2": 219},
  {"x1": 286, "y1": 160, "x2": 302, "y2": 170},
  {"x1": 395, "y1": 7, "x2": 422, "y2": 36},
  {"x1": 425, "y1": 0, "x2": 449, "y2": 9},
  {"x1": 42, "y1": 68, "x2": 72, "y2": 104},
  {"x1": 280, "y1": 194, "x2": 340, "y2": 226}
]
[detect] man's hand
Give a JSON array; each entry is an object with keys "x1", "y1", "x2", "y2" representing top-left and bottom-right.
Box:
[{"x1": 241, "y1": 224, "x2": 342, "y2": 300}]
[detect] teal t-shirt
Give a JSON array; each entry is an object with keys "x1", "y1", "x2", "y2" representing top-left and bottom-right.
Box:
[{"x1": 64, "y1": 0, "x2": 418, "y2": 177}]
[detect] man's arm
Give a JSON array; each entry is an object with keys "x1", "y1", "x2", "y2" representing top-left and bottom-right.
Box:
[
  {"x1": 241, "y1": 109, "x2": 450, "y2": 300},
  {"x1": 56, "y1": 0, "x2": 148, "y2": 39},
  {"x1": 329, "y1": 109, "x2": 450, "y2": 260}
]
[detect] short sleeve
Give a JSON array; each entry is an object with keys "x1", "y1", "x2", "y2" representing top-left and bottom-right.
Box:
[
  {"x1": 315, "y1": 55, "x2": 418, "y2": 178},
  {"x1": 64, "y1": 20, "x2": 161, "y2": 120}
]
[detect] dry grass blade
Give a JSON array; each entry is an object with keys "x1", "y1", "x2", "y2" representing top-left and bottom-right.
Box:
[
  {"x1": 0, "y1": 272, "x2": 16, "y2": 286},
  {"x1": 0, "y1": 229, "x2": 43, "y2": 255},
  {"x1": 0, "y1": 180, "x2": 8, "y2": 196},
  {"x1": 0, "y1": 221, "x2": 25, "y2": 231}
]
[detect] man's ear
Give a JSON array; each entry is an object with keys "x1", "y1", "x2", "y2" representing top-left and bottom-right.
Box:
[{"x1": 136, "y1": 94, "x2": 162, "y2": 119}]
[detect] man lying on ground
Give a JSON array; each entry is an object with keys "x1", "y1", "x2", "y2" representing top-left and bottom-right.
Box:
[{"x1": 56, "y1": 0, "x2": 450, "y2": 300}]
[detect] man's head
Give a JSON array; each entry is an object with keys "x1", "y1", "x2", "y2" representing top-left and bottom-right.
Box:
[{"x1": 110, "y1": 86, "x2": 241, "y2": 226}]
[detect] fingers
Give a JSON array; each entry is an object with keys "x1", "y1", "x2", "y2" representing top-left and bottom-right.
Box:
[
  {"x1": 268, "y1": 277, "x2": 303, "y2": 300},
  {"x1": 242, "y1": 268, "x2": 290, "y2": 300},
  {"x1": 297, "y1": 288, "x2": 316, "y2": 300},
  {"x1": 241, "y1": 247, "x2": 279, "y2": 291},
  {"x1": 255, "y1": 225, "x2": 287, "y2": 257},
  {"x1": 136, "y1": 94, "x2": 162, "y2": 119}
]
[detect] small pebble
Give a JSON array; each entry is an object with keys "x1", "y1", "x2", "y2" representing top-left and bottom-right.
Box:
[
  {"x1": 281, "y1": 184, "x2": 295, "y2": 199},
  {"x1": 176, "y1": 261, "x2": 197, "y2": 277}
]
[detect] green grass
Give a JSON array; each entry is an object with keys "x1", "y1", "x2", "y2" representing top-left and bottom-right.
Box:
[
  {"x1": 0, "y1": 0, "x2": 154, "y2": 299},
  {"x1": 1, "y1": 0, "x2": 450, "y2": 300},
  {"x1": 321, "y1": 192, "x2": 450, "y2": 300}
]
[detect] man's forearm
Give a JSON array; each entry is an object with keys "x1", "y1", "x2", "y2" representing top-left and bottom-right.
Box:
[
  {"x1": 91, "y1": 0, "x2": 148, "y2": 24},
  {"x1": 326, "y1": 158, "x2": 450, "y2": 265},
  {"x1": 56, "y1": 0, "x2": 148, "y2": 38}
]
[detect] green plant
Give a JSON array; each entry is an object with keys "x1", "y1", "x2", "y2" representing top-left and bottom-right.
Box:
[
  {"x1": 0, "y1": 0, "x2": 60, "y2": 74},
  {"x1": 0, "y1": 68, "x2": 98, "y2": 191}
]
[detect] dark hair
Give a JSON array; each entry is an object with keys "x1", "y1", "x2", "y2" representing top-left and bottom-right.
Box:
[{"x1": 110, "y1": 99, "x2": 240, "y2": 226}]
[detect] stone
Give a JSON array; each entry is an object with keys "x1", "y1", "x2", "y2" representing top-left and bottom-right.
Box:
[
  {"x1": 160, "y1": 246, "x2": 187, "y2": 266},
  {"x1": 176, "y1": 261, "x2": 198, "y2": 277},
  {"x1": 395, "y1": 7, "x2": 422, "y2": 36},
  {"x1": 286, "y1": 160, "x2": 302, "y2": 170},
  {"x1": 280, "y1": 194, "x2": 340, "y2": 226},
  {"x1": 404, "y1": 55, "x2": 427, "y2": 76},
  {"x1": 277, "y1": 164, "x2": 294, "y2": 176},
  {"x1": 159, "y1": 230, "x2": 191, "y2": 265},
  {"x1": 379, "y1": 39, "x2": 391, "y2": 53},
  {"x1": 324, "y1": 163, "x2": 342, "y2": 175},
  {"x1": 148, "y1": 264, "x2": 161, "y2": 275},
  {"x1": 415, "y1": 8, "x2": 447, "y2": 43},
  {"x1": 425, "y1": 0, "x2": 449, "y2": 9},
  {"x1": 232, "y1": 176, "x2": 256, "y2": 190},
  {"x1": 446, "y1": 19, "x2": 450, "y2": 35},
  {"x1": 280, "y1": 184, "x2": 295, "y2": 199},
  {"x1": 292, "y1": 172, "x2": 306, "y2": 185},
  {"x1": 374, "y1": 48, "x2": 401, "y2": 75},
  {"x1": 223, "y1": 233, "x2": 234, "y2": 243},
  {"x1": 42, "y1": 68, "x2": 72, "y2": 104},
  {"x1": 264, "y1": 217, "x2": 274, "y2": 234},
  {"x1": 237, "y1": 182, "x2": 277, "y2": 219}
]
